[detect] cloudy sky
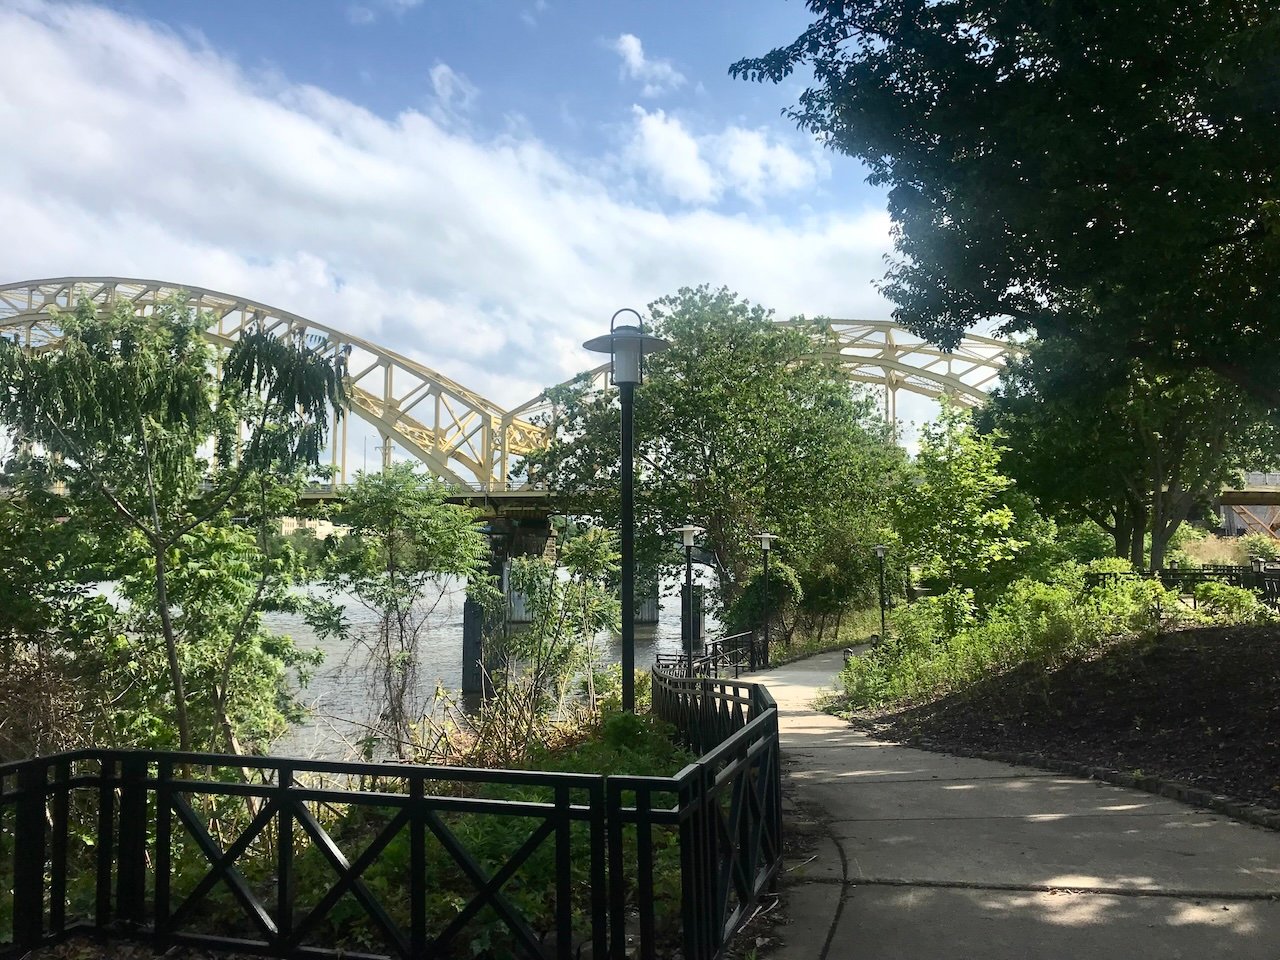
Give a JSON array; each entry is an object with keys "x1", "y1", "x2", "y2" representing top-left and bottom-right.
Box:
[{"x1": 1, "y1": 0, "x2": 899, "y2": 415}]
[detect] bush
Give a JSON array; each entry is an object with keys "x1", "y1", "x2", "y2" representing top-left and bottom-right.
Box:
[
  {"x1": 1240, "y1": 533, "x2": 1280, "y2": 562},
  {"x1": 840, "y1": 564, "x2": 1193, "y2": 709},
  {"x1": 1056, "y1": 521, "x2": 1114, "y2": 564},
  {"x1": 890, "y1": 588, "x2": 977, "y2": 647},
  {"x1": 1194, "y1": 581, "x2": 1274, "y2": 625}
]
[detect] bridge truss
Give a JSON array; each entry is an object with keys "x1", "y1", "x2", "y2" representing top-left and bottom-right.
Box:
[
  {"x1": 0, "y1": 277, "x2": 546, "y2": 490},
  {"x1": 0, "y1": 277, "x2": 1020, "y2": 490}
]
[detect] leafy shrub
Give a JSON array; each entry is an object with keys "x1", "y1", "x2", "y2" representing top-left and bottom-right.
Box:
[
  {"x1": 890, "y1": 588, "x2": 977, "y2": 647},
  {"x1": 841, "y1": 563, "x2": 1196, "y2": 709},
  {"x1": 1240, "y1": 533, "x2": 1280, "y2": 562},
  {"x1": 726, "y1": 557, "x2": 803, "y2": 637},
  {"x1": 1055, "y1": 520, "x2": 1114, "y2": 564},
  {"x1": 1085, "y1": 556, "x2": 1137, "y2": 575},
  {"x1": 1194, "y1": 581, "x2": 1274, "y2": 625}
]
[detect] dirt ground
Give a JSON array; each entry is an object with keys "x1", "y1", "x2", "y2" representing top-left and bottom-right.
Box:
[{"x1": 848, "y1": 625, "x2": 1280, "y2": 810}]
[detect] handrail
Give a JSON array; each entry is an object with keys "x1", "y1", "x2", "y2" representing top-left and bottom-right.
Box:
[
  {"x1": 654, "y1": 630, "x2": 763, "y2": 679},
  {"x1": 1, "y1": 670, "x2": 782, "y2": 960}
]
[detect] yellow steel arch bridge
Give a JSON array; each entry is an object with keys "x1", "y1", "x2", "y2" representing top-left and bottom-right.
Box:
[{"x1": 0, "y1": 277, "x2": 1021, "y2": 493}]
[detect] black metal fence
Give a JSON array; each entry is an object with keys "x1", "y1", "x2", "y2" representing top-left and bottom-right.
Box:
[
  {"x1": 1082, "y1": 564, "x2": 1280, "y2": 601},
  {"x1": 653, "y1": 631, "x2": 764, "y2": 678},
  {"x1": 0, "y1": 668, "x2": 781, "y2": 960}
]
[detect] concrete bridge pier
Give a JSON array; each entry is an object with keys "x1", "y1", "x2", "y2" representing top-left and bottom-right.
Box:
[
  {"x1": 461, "y1": 516, "x2": 553, "y2": 697},
  {"x1": 461, "y1": 559, "x2": 503, "y2": 699}
]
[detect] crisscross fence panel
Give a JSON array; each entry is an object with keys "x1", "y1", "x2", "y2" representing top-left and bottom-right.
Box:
[
  {"x1": 1, "y1": 751, "x2": 608, "y2": 960},
  {"x1": 654, "y1": 631, "x2": 761, "y2": 679},
  {"x1": 645, "y1": 669, "x2": 783, "y2": 958},
  {"x1": 1, "y1": 669, "x2": 780, "y2": 960}
]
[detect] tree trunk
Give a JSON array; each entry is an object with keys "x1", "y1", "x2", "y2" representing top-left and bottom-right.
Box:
[
  {"x1": 1128, "y1": 505, "x2": 1147, "y2": 571},
  {"x1": 154, "y1": 548, "x2": 192, "y2": 752},
  {"x1": 1112, "y1": 509, "x2": 1133, "y2": 561}
]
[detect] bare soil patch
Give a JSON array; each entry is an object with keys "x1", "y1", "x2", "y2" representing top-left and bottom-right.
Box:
[{"x1": 848, "y1": 626, "x2": 1280, "y2": 810}]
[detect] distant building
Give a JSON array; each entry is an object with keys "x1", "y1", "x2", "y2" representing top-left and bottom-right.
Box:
[{"x1": 279, "y1": 516, "x2": 347, "y2": 540}]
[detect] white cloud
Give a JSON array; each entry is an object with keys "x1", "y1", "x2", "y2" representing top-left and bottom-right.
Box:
[
  {"x1": 626, "y1": 107, "x2": 719, "y2": 204},
  {"x1": 626, "y1": 107, "x2": 828, "y2": 206},
  {"x1": 428, "y1": 62, "x2": 478, "y2": 121},
  {"x1": 711, "y1": 126, "x2": 829, "y2": 203},
  {"x1": 522, "y1": 0, "x2": 549, "y2": 28},
  {"x1": 0, "y1": 2, "x2": 893, "y2": 415},
  {"x1": 612, "y1": 34, "x2": 685, "y2": 98},
  {"x1": 347, "y1": 0, "x2": 422, "y2": 26}
]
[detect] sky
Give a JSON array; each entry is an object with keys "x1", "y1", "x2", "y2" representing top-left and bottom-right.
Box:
[{"x1": 0, "y1": 0, "x2": 907, "y2": 422}]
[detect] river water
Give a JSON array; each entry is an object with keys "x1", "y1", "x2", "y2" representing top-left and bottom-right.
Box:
[{"x1": 266, "y1": 575, "x2": 717, "y2": 758}]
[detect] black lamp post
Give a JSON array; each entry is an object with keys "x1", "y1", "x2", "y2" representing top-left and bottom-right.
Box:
[
  {"x1": 674, "y1": 525, "x2": 703, "y2": 677},
  {"x1": 584, "y1": 311, "x2": 669, "y2": 713},
  {"x1": 874, "y1": 544, "x2": 889, "y2": 641},
  {"x1": 758, "y1": 532, "x2": 779, "y2": 667}
]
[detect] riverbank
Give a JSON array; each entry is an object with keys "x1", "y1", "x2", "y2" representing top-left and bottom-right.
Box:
[{"x1": 838, "y1": 625, "x2": 1280, "y2": 811}]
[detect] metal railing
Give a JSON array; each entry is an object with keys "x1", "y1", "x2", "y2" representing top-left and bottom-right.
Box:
[
  {"x1": 1082, "y1": 564, "x2": 1280, "y2": 608},
  {"x1": 645, "y1": 669, "x2": 782, "y2": 956},
  {"x1": 654, "y1": 631, "x2": 763, "y2": 679},
  {"x1": 0, "y1": 670, "x2": 781, "y2": 960}
]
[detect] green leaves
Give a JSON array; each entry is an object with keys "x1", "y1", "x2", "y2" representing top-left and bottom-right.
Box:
[
  {"x1": 0, "y1": 295, "x2": 347, "y2": 754},
  {"x1": 735, "y1": 1, "x2": 1280, "y2": 407},
  {"x1": 895, "y1": 402, "x2": 1054, "y2": 602},
  {"x1": 983, "y1": 337, "x2": 1280, "y2": 570},
  {"x1": 528, "y1": 285, "x2": 904, "y2": 621},
  {"x1": 316, "y1": 464, "x2": 497, "y2": 758}
]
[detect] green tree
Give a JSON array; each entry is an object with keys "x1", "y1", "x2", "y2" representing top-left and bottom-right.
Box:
[
  {"x1": 0, "y1": 298, "x2": 344, "y2": 751},
  {"x1": 983, "y1": 339, "x2": 1279, "y2": 570},
  {"x1": 527, "y1": 285, "x2": 904, "y2": 620},
  {"x1": 895, "y1": 403, "x2": 1055, "y2": 602},
  {"x1": 733, "y1": 3, "x2": 1280, "y2": 406},
  {"x1": 318, "y1": 464, "x2": 496, "y2": 759},
  {"x1": 0, "y1": 494, "x2": 123, "y2": 759}
]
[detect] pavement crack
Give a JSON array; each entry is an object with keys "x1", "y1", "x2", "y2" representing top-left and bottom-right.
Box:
[{"x1": 817, "y1": 832, "x2": 852, "y2": 960}]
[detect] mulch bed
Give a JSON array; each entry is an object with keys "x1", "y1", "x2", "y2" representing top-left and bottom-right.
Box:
[{"x1": 848, "y1": 625, "x2": 1280, "y2": 810}]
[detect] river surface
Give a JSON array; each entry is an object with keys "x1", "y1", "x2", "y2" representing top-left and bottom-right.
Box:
[{"x1": 266, "y1": 575, "x2": 718, "y2": 758}]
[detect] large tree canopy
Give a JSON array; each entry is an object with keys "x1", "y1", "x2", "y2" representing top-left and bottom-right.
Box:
[
  {"x1": 526, "y1": 286, "x2": 904, "y2": 622},
  {"x1": 0, "y1": 299, "x2": 345, "y2": 752},
  {"x1": 981, "y1": 338, "x2": 1280, "y2": 570},
  {"x1": 733, "y1": 2, "x2": 1280, "y2": 405}
]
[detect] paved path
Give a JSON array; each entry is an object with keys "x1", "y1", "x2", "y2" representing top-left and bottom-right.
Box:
[{"x1": 740, "y1": 651, "x2": 1280, "y2": 959}]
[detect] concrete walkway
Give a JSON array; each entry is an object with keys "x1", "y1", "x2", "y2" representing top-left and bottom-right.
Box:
[{"x1": 740, "y1": 651, "x2": 1280, "y2": 959}]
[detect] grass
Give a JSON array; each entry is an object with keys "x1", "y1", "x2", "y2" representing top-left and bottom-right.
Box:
[{"x1": 769, "y1": 607, "x2": 879, "y2": 667}]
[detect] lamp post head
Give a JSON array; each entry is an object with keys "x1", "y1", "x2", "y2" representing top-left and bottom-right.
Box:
[
  {"x1": 873, "y1": 544, "x2": 889, "y2": 560},
  {"x1": 673, "y1": 524, "x2": 704, "y2": 548},
  {"x1": 757, "y1": 531, "x2": 779, "y2": 552},
  {"x1": 583, "y1": 309, "x2": 670, "y2": 386}
]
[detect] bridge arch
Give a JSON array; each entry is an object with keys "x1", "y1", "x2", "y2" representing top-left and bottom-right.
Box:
[
  {"x1": 0, "y1": 278, "x2": 1020, "y2": 488},
  {"x1": 0, "y1": 277, "x2": 545, "y2": 489},
  {"x1": 513, "y1": 319, "x2": 1020, "y2": 425}
]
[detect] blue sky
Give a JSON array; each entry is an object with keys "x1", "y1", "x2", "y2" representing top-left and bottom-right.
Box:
[
  {"x1": 102, "y1": 1, "x2": 857, "y2": 187},
  {"x1": 1, "y1": 0, "x2": 903, "y2": 416}
]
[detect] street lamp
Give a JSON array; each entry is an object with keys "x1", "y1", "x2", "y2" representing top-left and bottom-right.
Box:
[
  {"x1": 757, "y1": 532, "x2": 779, "y2": 668},
  {"x1": 584, "y1": 310, "x2": 669, "y2": 713},
  {"x1": 874, "y1": 544, "x2": 889, "y2": 642},
  {"x1": 673, "y1": 525, "x2": 703, "y2": 677}
]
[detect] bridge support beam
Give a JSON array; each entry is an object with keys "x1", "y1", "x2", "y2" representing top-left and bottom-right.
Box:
[
  {"x1": 461, "y1": 560, "x2": 503, "y2": 698},
  {"x1": 636, "y1": 579, "x2": 660, "y2": 624},
  {"x1": 463, "y1": 517, "x2": 553, "y2": 696}
]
